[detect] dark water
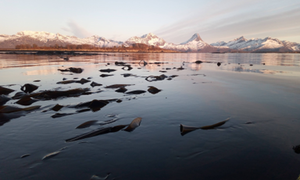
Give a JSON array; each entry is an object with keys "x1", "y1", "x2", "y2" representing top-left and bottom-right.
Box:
[{"x1": 0, "y1": 53, "x2": 300, "y2": 180}]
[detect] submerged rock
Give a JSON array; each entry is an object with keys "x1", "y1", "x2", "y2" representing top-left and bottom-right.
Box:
[{"x1": 12, "y1": 92, "x2": 26, "y2": 99}]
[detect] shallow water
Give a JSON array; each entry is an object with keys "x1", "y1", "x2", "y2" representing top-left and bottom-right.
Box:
[{"x1": 1, "y1": 53, "x2": 300, "y2": 180}]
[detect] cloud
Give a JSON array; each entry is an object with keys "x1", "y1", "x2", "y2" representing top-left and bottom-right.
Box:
[
  {"x1": 62, "y1": 20, "x2": 92, "y2": 38},
  {"x1": 154, "y1": 0, "x2": 300, "y2": 43}
]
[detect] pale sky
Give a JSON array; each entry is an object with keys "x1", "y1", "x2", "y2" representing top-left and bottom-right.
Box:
[{"x1": 1, "y1": 0, "x2": 300, "y2": 44}]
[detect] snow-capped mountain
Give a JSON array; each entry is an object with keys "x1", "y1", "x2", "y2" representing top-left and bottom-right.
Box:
[
  {"x1": 211, "y1": 36, "x2": 300, "y2": 52},
  {"x1": 0, "y1": 31, "x2": 299, "y2": 52},
  {"x1": 161, "y1": 33, "x2": 219, "y2": 52},
  {"x1": 0, "y1": 31, "x2": 122, "y2": 48}
]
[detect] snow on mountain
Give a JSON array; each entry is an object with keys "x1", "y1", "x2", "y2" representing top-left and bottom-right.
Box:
[
  {"x1": 0, "y1": 31, "x2": 123, "y2": 48},
  {"x1": 125, "y1": 33, "x2": 218, "y2": 52},
  {"x1": 211, "y1": 36, "x2": 300, "y2": 52},
  {"x1": 124, "y1": 33, "x2": 166, "y2": 47}
]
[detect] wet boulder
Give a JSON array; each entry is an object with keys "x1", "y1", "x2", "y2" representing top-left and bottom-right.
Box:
[
  {"x1": 126, "y1": 90, "x2": 146, "y2": 95},
  {"x1": 90, "y1": 82, "x2": 102, "y2": 87},
  {"x1": 148, "y1": 86, "x2": 161, "y2": 94},
  {"x1": 99, "y1": 68, "x2": 116, "y2": 73},
  {"x1": 115, "y1": 87, "x2": 127, "y2": 93},
  {"x1": 21, "y1": 84, "x2": 38, "y2": 93},
  {"x1": 0, "y1": 95, "x2": 10, "y2": 106},
  {"x1": 105, "y1": 84, "x2": 134, "y2": 89},
  {"x1": 100, "y1": 74, "x2": 114, "y2": 78},
  {"x1": 0, "y1": 86, "x2": 14, "y2": 95},
  {"x1": 58, "y1": 67, "x2": 83, "y2": 73}
]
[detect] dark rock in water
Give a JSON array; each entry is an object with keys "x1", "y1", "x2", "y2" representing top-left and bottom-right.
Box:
[
  {"x1": 217, "y1": 62, "x2": 222, "y2": 66},
  {"x1": 115, "y1": 61, "x2": 127, "y2": 66},
  {"x1": 67, "y1": 67, "x2": 83, "y2": 73},
  {"x1": 0, "y1": 95, "x2": 10, "y2": 106},
  {"x1": 166, "y1": 68, "x2": 171, "y2": 70},
  {"x1": 99, "y1": 68, "x2": 116, "y2": 73},
  {"x1": 195, "y1": 60, "x2": 203, "y2": 64},
  {"x1": 0, "y1": 105, "x2": 40, "y2": 113},
  {"x1": 105, "y1": 84, "x2": 133, "y2": 89},
  {"x1": 87, "y1": 77, "x2": 92, "y2": 79},
  {"x1": 180, "y1": 118, "x2": 230, "y2": 136},
  {"x1": 115, "y1": 87, "x2": 127, "y2": 93},
  {"x1": 78, "y1": 78, "x2": 90, "y2": 84},
  {"x1": 126, "y1": 90, "x2": 146, "y2": 95},
  {"x1": 293, "y1": 145, "x2": 300, "y2": 154},
  {"x1": 262, "y1": 63, "x2": 265, "y2": 65},
  {"x1": 124, "y1": 117, "x2": 142, "y2": 132},
  {"x1": 58, "y1": 67, "x2": 83, "y2": 73},
  {"x1": 21, "y1": 84, "x2": 38, "y2": 93},
  {"x1": 116, "y1": 99, "x2": 122, "y2": 103},
  {"x1": 0, "y1": 86, "x2": 15, "y2": 95},
  {"x1": 15, "y1": 95, "x2": 38, "y2": 106},
  {"x1": 145, "y1": 74, "x2": 168, "y2": 82},
  {"x1": 20, "y1": 154, "x2": 30, "y2": 158},
  {"x1": 30, "y1": 88, "x2": 90, "y2": 100},
  {"x1": 51, "y1": 113, "x2": 75, "y2": 118},
  {"x1": 250, "y1": 64, "x2": 253, "y2": 66},
  {"x1": 122, "y1": 73, "x2": 133, "y2": 77},
  {"x1": 100, "y1": 74, "x2": 114, "y2": 78},
  {"x1": 76, "y1": 120, "x2": 98, "y2": 129},
  {"x1": 177, "y1": 66, "x2": 184, "y2": 70},
  {"x1": 159, "y1": 70, "x2": 167, "y2": 73},
  {"x1": 75, "y1": 99, "x2": 109, "y2": 112},
  {"x1": 52, "y1": 104, "x2": 64, "y2": 111},
  {"x1": 33, "y1": 80, "x2": 41, "y2": 82},
  {"x1": 57, "y1": 78, "x2": 90, "y2": 84},
  {"x1": 76, "y1": 108, "x2": 91, "y2": 113},
  {"x1": 66, "y1": 123, "x2": 129, "y2": 142},
  {"x1": 122, "y1": 65, "x2": 133, "y2": 71},
  {"x1": 90, "y1": 82, "x2": 102, "y2": 87},
  {"x1": 148, "y1": 86, "x2": 161, "y2": 94}
]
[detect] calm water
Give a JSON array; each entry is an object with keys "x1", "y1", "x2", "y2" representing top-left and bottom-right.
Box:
[{"x1": 0, "y1": 53, "x2": 300, "y2": 180}]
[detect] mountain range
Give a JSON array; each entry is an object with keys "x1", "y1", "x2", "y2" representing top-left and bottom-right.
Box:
[{"x1": 0, "y1": 31, "x2": 299, "y2": 53}]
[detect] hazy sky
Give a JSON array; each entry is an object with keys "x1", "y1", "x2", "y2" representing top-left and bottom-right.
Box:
[{"x1": 1, "y1": 0, "x2": 300, "y2": 43}]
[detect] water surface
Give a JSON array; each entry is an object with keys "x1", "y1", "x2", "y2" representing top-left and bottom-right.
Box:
[{"x1": 0, "y1": 53, "x2": 300, "y2": 180}]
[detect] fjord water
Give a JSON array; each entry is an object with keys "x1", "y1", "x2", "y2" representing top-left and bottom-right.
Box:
[{"x1": 0, "y1": 53, "x2": 300, "y2": 180}]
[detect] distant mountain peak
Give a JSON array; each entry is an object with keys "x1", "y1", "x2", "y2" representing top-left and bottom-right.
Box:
[
  {"x1": 141, "y1": 32, "x2": 157, "y2": 38},
  {"x1": 181, "y1": 33, "x2": 203, "y2": 44},
  {"x1": 233, "y1": 36, "x2": 247, "y2": 42}
]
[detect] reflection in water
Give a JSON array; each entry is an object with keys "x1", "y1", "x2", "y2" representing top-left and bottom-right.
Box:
[{"x1": 1, "y1": 53, "x2": 300, "y2": 180}]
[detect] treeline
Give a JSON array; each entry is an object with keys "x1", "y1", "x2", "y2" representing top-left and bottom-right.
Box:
[{"x1": 15, "y1": 43, "x2": 162, "y2": 50}]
